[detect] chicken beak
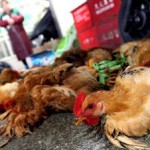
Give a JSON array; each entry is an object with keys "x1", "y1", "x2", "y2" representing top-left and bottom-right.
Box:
[{"x1": 75, "y1": 117, "x2": 85, "y2": 126}]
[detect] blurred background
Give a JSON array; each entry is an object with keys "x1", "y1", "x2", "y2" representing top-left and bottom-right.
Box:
[
  {"x1": 0, "y1": 0, "x2": 86, "y2": 70},
  {"x1": 0, "y1": 0, "x2": 150, "y2": 70}
]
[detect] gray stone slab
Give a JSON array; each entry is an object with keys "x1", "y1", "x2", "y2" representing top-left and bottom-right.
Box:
[{"x1": 0, "y1": 113, "x2": 146, "y2": 150}]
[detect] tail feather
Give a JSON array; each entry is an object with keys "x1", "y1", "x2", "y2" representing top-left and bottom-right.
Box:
[
  {"x1": 105, "y1": 131, "x2": 150, "y2": 150},
  {"x1": 105, "y1": 131, "x2": 125, "y2": 148},
  {"x1": 117, "y1": 135, "x2": 149, "y2": 150}
]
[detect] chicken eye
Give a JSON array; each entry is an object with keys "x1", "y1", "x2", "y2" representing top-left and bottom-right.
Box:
[{"x1": 87, "y1": 103, "x2": 94, "y2": 109}]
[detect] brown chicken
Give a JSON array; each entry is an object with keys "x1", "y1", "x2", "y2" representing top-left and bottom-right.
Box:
[
  {"x1": 0, "y1": 66, "x2": 54, "y2": 103},
  {"x1": 0, "y1": 63, "x2": 101, "y2": 140},
  {"x1": 0, "y1": 69, "x2": 22, "y2": 114},
  {"x1": 74, "y1": 66, "x2": 150, "y2": 149},
  {"x1": 85, "y1": 48, "x2": 112, "y2": 68},
  {"x1": 54, "y1": 48, "x2": 87, "y2": 67},
  {"x1": 0, "y1": 68, "x2": 20, "y2": 85},
  {"x1": 0, "y1": 66, "x2": 54, "y2": 106},
  {"x1": 114, "y1": 38, "x2": 150, "y2": 66}
]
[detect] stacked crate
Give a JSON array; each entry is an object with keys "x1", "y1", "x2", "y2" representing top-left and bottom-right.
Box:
[
  {"x1": 72, "y1": 0, "x2": 123, "y2": 50},
  {"x1": 71, "y1": 2, "x2": 99, "y2": 50}
]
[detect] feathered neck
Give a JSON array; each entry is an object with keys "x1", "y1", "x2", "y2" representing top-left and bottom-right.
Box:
[{"x1": 103, "y1": 89, "x2": 129, "y2": 115}]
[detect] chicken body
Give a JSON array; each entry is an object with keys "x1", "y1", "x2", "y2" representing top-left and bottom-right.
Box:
[
  {"x1": 104, "y1": 66, "x2": 150, "y2": 136},
  {"x1": 74, "y1": 66, "x2": 150, "y2": 149},
  {"x1": 114, "y1": 38, "x2": 150, "y2": 66}
]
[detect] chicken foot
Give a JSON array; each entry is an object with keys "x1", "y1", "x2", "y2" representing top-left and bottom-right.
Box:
[
  {"x1": 0, "y1": 110, "x2": 12, "y2": 120},
  {"x1": 2, "y1": 109, "x2": 44, "y2": 138}
]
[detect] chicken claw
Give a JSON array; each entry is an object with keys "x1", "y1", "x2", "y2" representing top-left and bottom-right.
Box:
[
  {"x1": 3, "y1": 123, "x2": 14, "y2": 138},
  {"x1": 15, "y1": 126, "x2": 32, "y2": 137},
  {"x1": 0, "y1": 110, "x2": 12, "y2": 120}
]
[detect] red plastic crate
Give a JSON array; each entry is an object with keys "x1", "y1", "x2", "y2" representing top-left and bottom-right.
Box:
[
  {"x1": 71, "y1": 2, "x2": 93, "y2": 32},
  {"x1": 88, "y1": 0, "x2": 121, "y2": 24},
  {"x1": 77, "y1": 27, "x2": 100, "y2": 50},
  {"x1": 96, "y1": 17, "x2": 123, "y2": 49}
]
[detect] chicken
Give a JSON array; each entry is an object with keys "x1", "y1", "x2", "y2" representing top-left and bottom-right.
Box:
[
  {"x1": 0, "y1": 81, "x2": 20, "y2": 122},
  {"x1": 114, "y1": 38, "x2": 150, "y2": 66},
  {"x1": 0, "y1": 63, "x2": 101, "y2": 139},
  {"x1": 0, "y1": 69, "x2": 21, "y2": 113},
  {"x1": 0, "y1": 66, "x2": 55, "y2": 103},
  {"x1": 0, "y1": 68, "x2": 20, "y2": 85},
  {"x1": 54, "y1": 48, "x2": 87, "y2": 67},
  {"x1": 0, "y1": 66, "x2": 54, "y2": 109},
  {"x1": 54, "y1": 48, "x2": 112, "y2": 68},
  {"x1": 85, "y1": 48, "x2": 112, "y2": 68},
  {"x1": 74, "y1": 66, "x2": 150, "y2": 149}
]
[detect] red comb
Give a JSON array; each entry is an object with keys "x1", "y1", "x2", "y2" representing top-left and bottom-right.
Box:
[
  {"x1": 13, "y1": 70, "x2": 20, "y2": 78},
  {"x1": 141, "y1": 60, "x2": 150, "y2": 66},
  {"x1": 2, "y1": 100, "x2": 14, "y2": 110},
  {"x1": 73, "y1": 92, "x2": 86, "y2": 117}
]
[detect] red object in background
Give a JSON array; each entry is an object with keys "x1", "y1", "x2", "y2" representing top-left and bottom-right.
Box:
[
  {"x1": 88, "y1": 0, "x2": 123, "y2": 49},
  {"x1": 71, "y1": 2, "x2": 93, "y2": 32},
  {"x1": 77, "y1": 27, "x2": 100, "y2": 50},
  {"x1": 72, "y1": 0, "x2": 123, "y2": 50},
  {"x1": 88, "y1": 0, "x2": 121, "y2": 24},
  {"x1": 96, "y1": 18, "x2": 123, "y2": 49},
  {"x1": 73, "y1": 0, "x2": 150, "y2": 50}
]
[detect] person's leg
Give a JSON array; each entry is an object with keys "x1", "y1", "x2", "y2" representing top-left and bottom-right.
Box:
[{"x1": 22, "y1": 59, "x2": 29, "y2": 69}]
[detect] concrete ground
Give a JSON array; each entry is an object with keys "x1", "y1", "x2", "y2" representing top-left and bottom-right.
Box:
[{"x1": 0, "y1": 113, "x2": 120, "y2": 150}]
